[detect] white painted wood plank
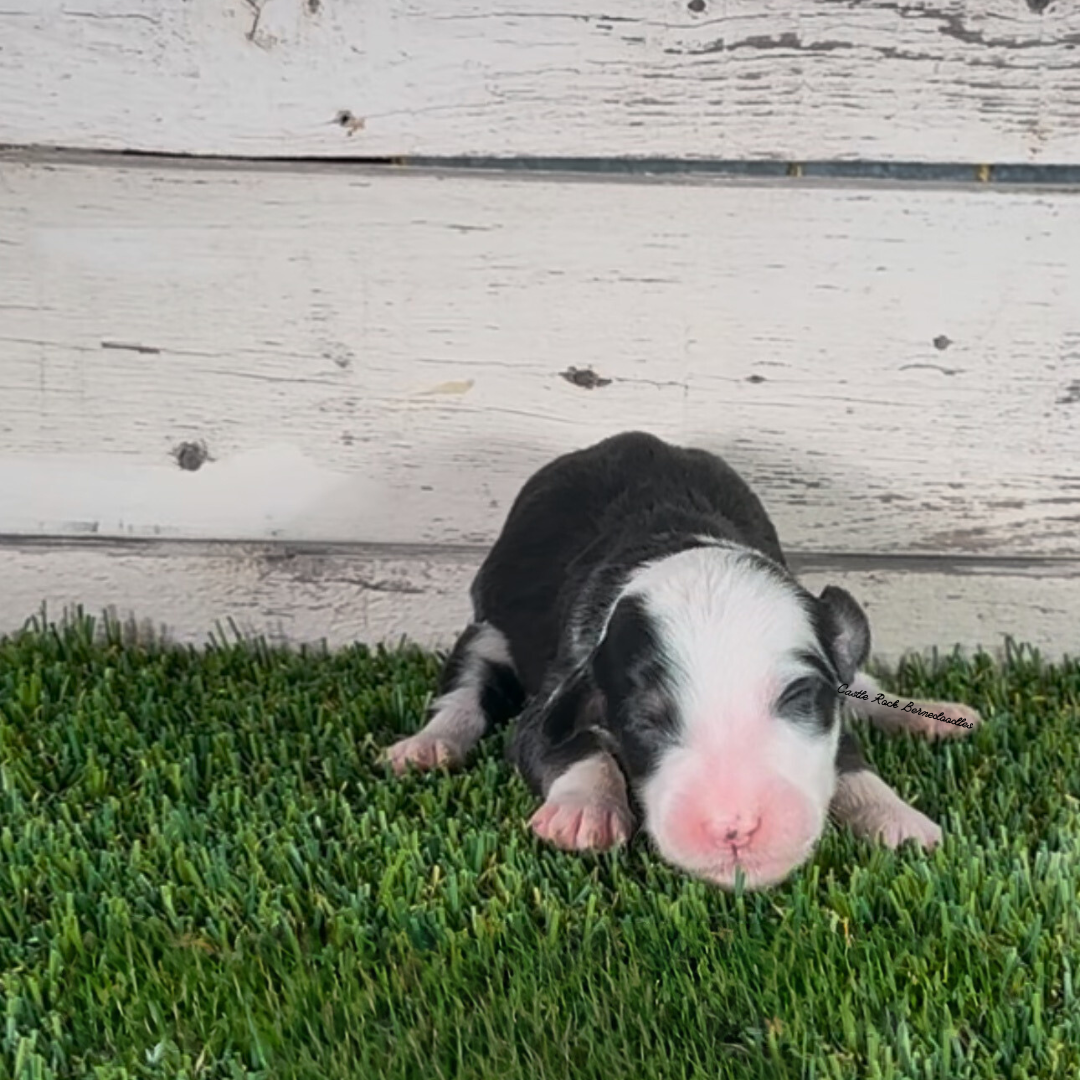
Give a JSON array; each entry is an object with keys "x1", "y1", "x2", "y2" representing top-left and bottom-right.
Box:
[
  {"x1": 0, "y1": 541, "x2": 477, "y2": 655},
  {"x1": 2, "y1": 158, "x2": 1080, "y2": 556},
  {"x1": 1, "y1": 540, "x2": 1076, "y2": 666},
  {"x1": 2, "y1": 0, "x2": 1079, "y2": 163}
]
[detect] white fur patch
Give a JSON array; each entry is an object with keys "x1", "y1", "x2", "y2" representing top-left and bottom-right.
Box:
[{"x1": 466, "y1": 621, "x2": 515, "y2": 669}]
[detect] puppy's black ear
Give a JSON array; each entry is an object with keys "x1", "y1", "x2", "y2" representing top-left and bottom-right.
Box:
[
  {"x1": 591, "y1": 595, "x2": 659, "y2": 704},
  {"x1": 535, "y1": 664, "x2": 606, "y2": 744},
  {"x1": 507, "y1": 663, "x2": 606, "y2": 795},
  {"x1": 817, "y1": 586, "x2": 871, "y2": 684}
]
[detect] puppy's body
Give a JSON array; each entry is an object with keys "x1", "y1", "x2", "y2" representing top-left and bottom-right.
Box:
[{"x1": 386, "y1": 432, "x2": 981, "y2": 888}]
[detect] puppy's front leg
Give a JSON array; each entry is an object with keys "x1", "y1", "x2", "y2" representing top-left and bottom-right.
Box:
[
  {"x1": 845, "y1": 672, "x2": 983, "y2": 741},
  {"x1": 831, "y1": 730, "x2": 942, "y2": 850},
  {"x1": 511, "y1": 691, "x2": 635, "y2": 852},
  {"x1": 383, "y1": 621, "x2": 522, "y2": 774},
  {"x1": 529, "y1": 744, "x2": 635, "y2": 852}
]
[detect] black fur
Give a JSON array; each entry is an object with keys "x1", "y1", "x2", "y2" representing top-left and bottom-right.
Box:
[
  {"x1": 835, "y1": 728, "x2": 869, "y2": 775},
  {"x1": 591, "y1": 595, "x2": 681, "y2": 780}
]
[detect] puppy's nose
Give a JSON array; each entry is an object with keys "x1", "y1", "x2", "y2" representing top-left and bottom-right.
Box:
[{"x1": 712, "y1": 816, "x2": 762, "y2": 851}]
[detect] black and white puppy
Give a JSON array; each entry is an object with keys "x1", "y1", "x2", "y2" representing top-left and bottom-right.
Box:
[{"x1": 384, "y1": 432, "x2": 983, "y2": 889}]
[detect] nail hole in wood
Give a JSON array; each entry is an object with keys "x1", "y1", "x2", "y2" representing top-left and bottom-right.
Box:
[
  {"x1": 173, "y1": 441, "x2": 210, "y2": 472},
  {"x1": 560, "y1": 366, "x2": 612, "y2": 390},
  {"x1": 335, "y1": 109, "x2": 365, "y2": 135}
]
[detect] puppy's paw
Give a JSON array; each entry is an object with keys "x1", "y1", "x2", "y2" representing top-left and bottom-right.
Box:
[
  {"x1": 529, "y1": 795, "x2": 634, "y2": 851},
  {"x1": 912, "y1": 700, "x2": 984, "y2": 740},
  {"x1": 870, "y1": 802, "x2": 943, "y2": 851},
  {"x1": 382, "y1": 733, "x2": 465, "y2": 775}
]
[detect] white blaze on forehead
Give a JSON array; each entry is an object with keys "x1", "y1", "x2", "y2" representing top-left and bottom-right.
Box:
[{"x1": 620, "y1": 545, "x2": 829, "y2": 736}]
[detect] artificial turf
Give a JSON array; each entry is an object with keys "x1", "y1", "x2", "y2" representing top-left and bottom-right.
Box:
[{"x1": 0, "y1": 614, "x2": 1078, "y2": 1080}]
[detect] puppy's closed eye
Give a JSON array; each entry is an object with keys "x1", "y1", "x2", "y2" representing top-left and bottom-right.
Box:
[{"x1": 775, "y1": 678, "x2": 825, "y2": 716}]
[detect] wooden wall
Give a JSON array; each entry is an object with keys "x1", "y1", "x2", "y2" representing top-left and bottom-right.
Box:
[
  {"x1": 2, "y1": 0, "x2": 1079, "y2": 662},
  {"x1": 4, "y1": 0, "x2": 1080, "y2": 162}
]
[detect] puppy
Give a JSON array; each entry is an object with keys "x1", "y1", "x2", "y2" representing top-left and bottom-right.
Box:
[{"x1": 384, "y1": 432, "x2": 982, "y2": 889}]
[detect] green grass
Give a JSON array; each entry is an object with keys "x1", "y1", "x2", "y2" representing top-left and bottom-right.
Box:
[{"x1": 1, "y1": 614, "x2": 1078, "y2": 1080}]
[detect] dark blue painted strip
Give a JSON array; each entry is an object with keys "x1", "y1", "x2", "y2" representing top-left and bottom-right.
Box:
[
  {"x1": 403, "y1": 157, "x2": 1080, "y2": 185},
  {"x1": 10, "y1": 149, "x2": 1080, "y2": 185}
]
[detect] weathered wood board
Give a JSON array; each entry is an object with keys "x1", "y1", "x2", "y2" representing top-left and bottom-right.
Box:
[
  {"x1": 2, "y1": 156, "x2": 1079, "y2": 557},
  {"x1": 1, "y1": 0, "x2": 1079, "y2": 163},
  {"x1": 2, "y1": 540, "x2": 1076, "y2": 665}
]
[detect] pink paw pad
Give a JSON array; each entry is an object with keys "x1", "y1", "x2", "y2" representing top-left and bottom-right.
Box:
[
  {"x1": 529, "y1": 797, "x2": 634, "y2": 852},
  {"x1": 383, "y1": 734, "x2": 462, "y2": 775}
]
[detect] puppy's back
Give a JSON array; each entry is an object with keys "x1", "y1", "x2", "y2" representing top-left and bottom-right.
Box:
[{"x1": 473, "y1": 432, "x2": 785, "y2": 690}]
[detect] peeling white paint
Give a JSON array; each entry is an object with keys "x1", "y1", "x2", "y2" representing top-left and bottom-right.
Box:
[{"x1": 1, "y1": 0, "x2": 1079, "y2": 162}]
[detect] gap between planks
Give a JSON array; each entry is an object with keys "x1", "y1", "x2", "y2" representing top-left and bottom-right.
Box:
[{"x1": 6, "y1": 148, "x2": 1080, "y2": 194}]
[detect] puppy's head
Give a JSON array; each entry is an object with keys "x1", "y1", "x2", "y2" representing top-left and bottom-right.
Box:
[{"x1": 589, "y1": 545, "x2": 869, "y2": 889}]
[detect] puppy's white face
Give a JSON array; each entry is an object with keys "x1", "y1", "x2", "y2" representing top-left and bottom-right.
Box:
[{"x1": 595, "y1": 546, "x2": 841, "y2": 890}]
